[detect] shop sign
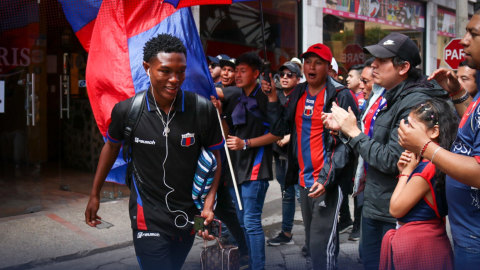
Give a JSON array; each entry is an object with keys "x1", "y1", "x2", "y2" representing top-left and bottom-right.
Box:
[
  {"x1": 341, "y1": 44, "x2": 365, "y2": 70},
  {"x1": 444, "y1": 38, "x2": 465, "y2": 70},
  {"x1": 0, "y1": 47, "x2": 31, "y2": 69},
  {"x1": 323, "y1": 0, "x2": 425, "y2": 30},
  {"x1": 437, "y1": 8, "x2": 455, "y2": 37}
]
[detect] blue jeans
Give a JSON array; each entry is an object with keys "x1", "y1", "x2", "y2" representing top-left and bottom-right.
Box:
[
  {"x1": 361, "y1": 216, "x2": 395, "y2": 270},
  {"x1": 274, "y1": 154, "x2": 299, "y2": 233},
  {"x1": 229, "y1": 180, "x2": 269, "y2": 270},
  {"x1": 454, "y1": 240, "x2": 480, "y2": 269}
]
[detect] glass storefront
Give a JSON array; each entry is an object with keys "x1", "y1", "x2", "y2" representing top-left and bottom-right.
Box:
[
  {"x1": 437, "y1": 7, "x2": 457, "y2": 69},
  {"x1": 0, "y1": 0, "x2": 127, "y2": 218},
  {"x1": 199, "y1": 0, "x2": 299, "y2": 71},
  {"x1": 323, "y1": 0, "x2": 425, "y2": 80}
]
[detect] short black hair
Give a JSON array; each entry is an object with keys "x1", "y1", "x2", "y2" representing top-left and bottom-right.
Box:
[
  {"x1": 349, "y1": 64, "x2": 364, "y2": 73},
  {"x1": 459, "y1": 60, "x2": 469, "y2": 67},
  {"x1": 392, "y1": 56, "x2": 422, "y2": 80},
  {"x1": 236, "y1": 52, "x2": 263, "y2": 73},
  {"x1": 143, "y1": 34, "x2": 187, "y2": 63},
  {"x1": 364, "y1": 57, "x2": 375, "y2": 67}
]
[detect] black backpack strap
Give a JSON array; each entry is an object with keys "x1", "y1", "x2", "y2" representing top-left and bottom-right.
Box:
[
  {"x1": 196, "y1": 94, "x2": 210, "y2": 145},
  {"x1": 122, "y1": 90, "x2": 147, "y2": 162}
]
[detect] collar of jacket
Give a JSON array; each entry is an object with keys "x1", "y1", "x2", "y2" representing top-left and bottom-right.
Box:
[
  {"x1": 383, "y1": 77, "x2": 411, "y2": 108},
  {"x1": 383, "y1": 76, "x2": 448, "y2": 108},
  {"x1": 361, "y1": 84, "x2": 386, "y2": 122}
]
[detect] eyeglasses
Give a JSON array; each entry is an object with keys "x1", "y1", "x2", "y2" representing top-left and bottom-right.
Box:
[
  {"x1": 360, "y1": 78, "x2": 373, "y2": 84},
  {"x1": 280, "y1": 72, "x2": 295, "y2": 78}
]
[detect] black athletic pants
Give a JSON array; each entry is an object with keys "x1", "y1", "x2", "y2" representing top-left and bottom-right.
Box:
[
  {"x1": 133, "y1": 230, "x2": 195, "y2": 270},
  {"x1": 214, "y1": 183, "x2": 249, "y2": 257},
  {"x1": 339, "y1": 178, "x2": 352, "y2": 223},
  {"x1": 300, "y1": 185, "x2": 343, "y2": 270}
]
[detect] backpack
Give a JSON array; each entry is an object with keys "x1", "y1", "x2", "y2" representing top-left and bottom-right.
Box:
[{"x1": 122, "y1": 90, "x2": 211, "y2": 188}]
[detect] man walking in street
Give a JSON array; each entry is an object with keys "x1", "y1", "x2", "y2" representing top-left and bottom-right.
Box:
[
  {"x1": 323, "y1": 32, "x2": 447, "y2": 270},
  {"x1": 266, "y1": 61, "x2": 301, "y2": 247},
  {"x1": 263, "y1": 44, "x2": 359, "y2": 270},
  {"x1": 85, "y1": 34, "x2": 224, "y2": 270},
  {"x1": 398, "y1": 12, "x2": 480, "y2": 269}
]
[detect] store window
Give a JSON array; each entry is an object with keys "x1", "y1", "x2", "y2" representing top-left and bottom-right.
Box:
[
  {"x1": 199, "y1": 0, "x2": 298, "y2": 71},
  {"x1": 437, "y1": 8, "x2": 456, "y2": 69},
  {"x1": 323, "y1": 0, "x2": 425, "y2": 80}
]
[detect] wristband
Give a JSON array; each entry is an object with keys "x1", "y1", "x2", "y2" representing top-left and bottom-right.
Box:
[
  {"x1": 452, "y1": 90, "x2": 470, "y2": 104},
  {"x1": 396, "y1": 174, "x2": 409, "y2": 179},
  {"x1": 420, "y1": 140, "x2": 432, "y2": 157},
  {"x1": 449, "y1": 86, "x2": 464, "y2": 97},
  {"x1": 243, "y1": 139, "x2": 249, "y2": 150},
  {"x1": 430, "y1": 146, "x2": 442, "y2": 164}
]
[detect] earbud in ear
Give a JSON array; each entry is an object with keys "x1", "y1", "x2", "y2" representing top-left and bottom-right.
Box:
[{"x1": 147, "y1": 69, "x2": 150, "y2": 77}]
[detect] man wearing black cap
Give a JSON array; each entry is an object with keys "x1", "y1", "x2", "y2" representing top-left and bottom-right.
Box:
[
  {"x1": 263, "y1": 44, "x2": 359, "y2": 270},
  {"x1": 323, "y1": 32, "x2": 447, "y2": 270},
  {"x1": 208, "y1": 54, "x2": 227, "y2": 84},
  {"x1": 267, "y1": 61, "x2": 301, "y2": 247},
  {"x1": 219, "y1": 57, "x2": 236, "y2": 88}
]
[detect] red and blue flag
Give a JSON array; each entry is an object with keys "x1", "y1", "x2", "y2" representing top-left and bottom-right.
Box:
[{"x1": 59, "y1": 0, "x2": 219, "y2": 184}]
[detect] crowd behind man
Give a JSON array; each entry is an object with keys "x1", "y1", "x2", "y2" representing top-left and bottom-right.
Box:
[{"x1": 86, "y1": 12, "x2": 480, "y2": 270}]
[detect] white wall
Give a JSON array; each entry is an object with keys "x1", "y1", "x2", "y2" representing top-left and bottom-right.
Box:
[{"x1": 302, "y1": 0, "x2": 324, "y2": 53}]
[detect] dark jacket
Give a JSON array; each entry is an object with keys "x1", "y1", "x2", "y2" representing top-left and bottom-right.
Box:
[
  {"x1": 347, "y1": 76, "x2": 448, "y2": 223},
  {"x1": 268, "y1": 76, "x2": 360, "y2": 191}
]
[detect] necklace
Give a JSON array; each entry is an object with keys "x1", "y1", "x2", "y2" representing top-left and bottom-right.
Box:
[{"x1": 151, "y1": 87, "x2": 176, "y2": 137}]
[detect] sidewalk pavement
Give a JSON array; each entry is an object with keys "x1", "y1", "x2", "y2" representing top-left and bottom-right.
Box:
[{"x1": 0, "y1": 180, "x2": 362, "y2": 270}]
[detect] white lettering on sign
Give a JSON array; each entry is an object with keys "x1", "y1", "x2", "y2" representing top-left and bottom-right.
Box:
[
  {"x1": 341, "y1": 53, "x2": 365, "y2": 63},
  {"x1": 0, "y1": 81, "x2": 4, "y2": 113},
  {"x1": 445, "y1": 49, "x2": 465, "y2": 60},
  {"x1": 0, "y1": 47, "x2": 31, "y2": 67}
]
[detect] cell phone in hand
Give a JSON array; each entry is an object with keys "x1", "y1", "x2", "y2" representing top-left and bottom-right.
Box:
[{"x1": 194, "y1": 215, "x2": 222, "y2": 238}]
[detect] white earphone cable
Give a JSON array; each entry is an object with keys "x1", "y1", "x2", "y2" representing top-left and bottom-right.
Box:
[{"x1": 149, "y1": 75, "x2": 193, "y2": 227}]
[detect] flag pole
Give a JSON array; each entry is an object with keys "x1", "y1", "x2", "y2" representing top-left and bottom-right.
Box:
[{"x1": 216, "y1": 109, "x2": 242, "y2": 210}]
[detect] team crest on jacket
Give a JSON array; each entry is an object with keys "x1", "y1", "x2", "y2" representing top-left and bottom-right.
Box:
[
  {"x1": 181, "y1": 133, "x2": 195, "y2": 147},
  {"x1": 304, "y1": 105, "x2": 313, "y2": 116}
]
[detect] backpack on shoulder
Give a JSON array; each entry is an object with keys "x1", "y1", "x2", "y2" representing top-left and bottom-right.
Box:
[{"x1": 121, "y1": 90, "x2": 216, "y2": 203}]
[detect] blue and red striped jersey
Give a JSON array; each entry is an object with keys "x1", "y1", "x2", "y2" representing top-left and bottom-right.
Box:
[{"x1": 295, "y1": 87, "x2": 327, "y2": 188}]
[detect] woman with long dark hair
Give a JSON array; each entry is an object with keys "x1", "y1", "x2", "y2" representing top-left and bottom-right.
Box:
[{"x1": 379, "y1": 98, "x2": 457, "y2": 270}]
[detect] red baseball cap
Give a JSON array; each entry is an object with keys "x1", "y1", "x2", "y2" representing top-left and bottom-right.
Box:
[{"x1": 301, "y1": 43, "x2": 332, "y2": 63}]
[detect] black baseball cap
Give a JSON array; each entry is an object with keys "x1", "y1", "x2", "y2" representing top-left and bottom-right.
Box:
[
  {"x1": 279, "y1": 61, "x2": 301, "y2": 77},
  {"x1": 220, "y1": 57, "x2": 236, "y2": 68},
  {"x1": 363, "y1": 32, "x2": 421, "y2": 67},
  {"x1": 207, "y1": 54, "x2": 229, "y2": 64}
]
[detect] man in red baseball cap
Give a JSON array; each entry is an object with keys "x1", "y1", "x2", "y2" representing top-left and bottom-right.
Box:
[{"x1": 262, "y1": 44, "x2": 359, "y2": 270}]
